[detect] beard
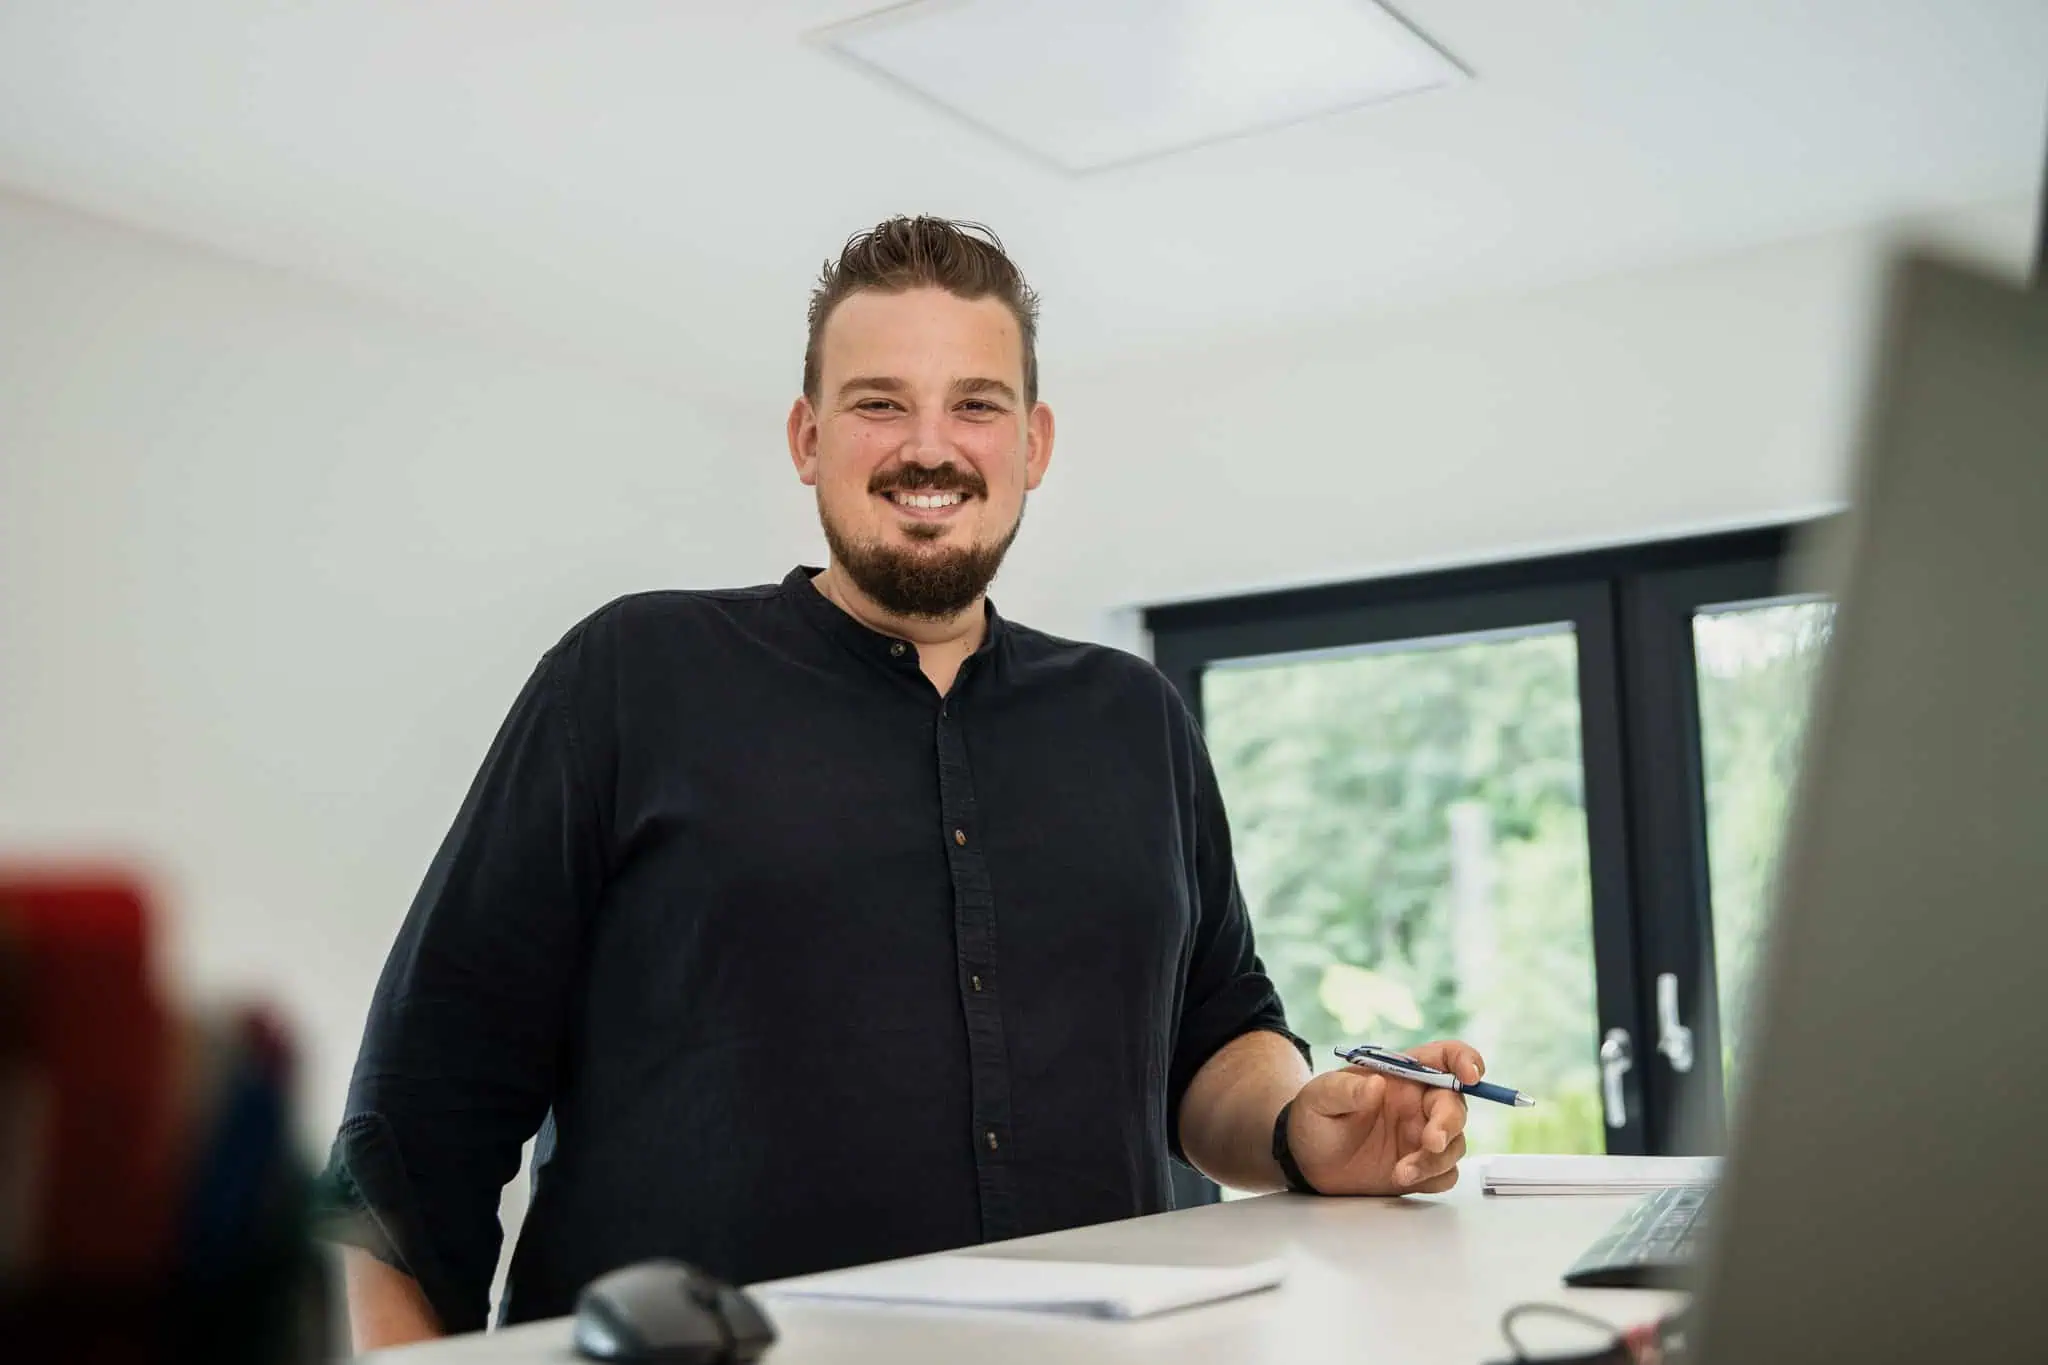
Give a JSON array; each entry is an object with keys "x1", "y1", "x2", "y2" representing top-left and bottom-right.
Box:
[{"x1": 819, "y1": 466, "x2": 1024, "y2": 621}]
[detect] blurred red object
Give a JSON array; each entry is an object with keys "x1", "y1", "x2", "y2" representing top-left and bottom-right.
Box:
[
  {"x1": 0, "y1": 868, "x2": 329, "y2": 1362},
  {"x1": 0, "y1": 871, "x2": 181, "y2": 1285}
]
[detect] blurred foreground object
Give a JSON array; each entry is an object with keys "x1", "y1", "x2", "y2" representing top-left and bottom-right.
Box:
[
  {"x1": 1688, "y1": 257, "x2": 2048, "y2": 1360},
  {"x1": 0, "y1": 870, "x2": 330, "y2": 1362}
]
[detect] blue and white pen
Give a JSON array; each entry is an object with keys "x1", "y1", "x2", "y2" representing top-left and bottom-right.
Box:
[{"x1": 1335, "y1": 1044, "x2": 1537, "y2": 1108}]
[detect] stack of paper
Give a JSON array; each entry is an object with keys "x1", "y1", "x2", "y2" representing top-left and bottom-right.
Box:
[
  {"x1": 1480, "y1": 1154, "x2": 1720, "y2": 1196},
  {"x1": 764, "y1": 1254, "x2": 1288, "y2": 1320}
]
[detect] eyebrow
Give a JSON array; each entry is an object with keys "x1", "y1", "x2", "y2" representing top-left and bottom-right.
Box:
[
  {"x1": 837, "y1": 376, "x2": 1020, "y2": 405},
  {"x1": 951, "y1": 377, "x2": 1019, "y2": 404}
]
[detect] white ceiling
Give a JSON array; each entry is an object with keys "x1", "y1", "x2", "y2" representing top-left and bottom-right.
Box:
[
  {"x1": 818, "y1": 0, "x2": 1468, "y2": 173},
  {"x1": 1, "y1": 0, "x2": 2042, "y2": 411}
]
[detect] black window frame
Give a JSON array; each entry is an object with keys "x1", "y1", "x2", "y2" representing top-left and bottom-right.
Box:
[{"x1": 1149, "y1": 522, "x2": 1824, "y2": 1199}]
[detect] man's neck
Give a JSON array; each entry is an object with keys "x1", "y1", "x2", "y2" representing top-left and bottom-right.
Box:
[{"x1": 811, "y1": 564, "x2": 985, "y2": 696}]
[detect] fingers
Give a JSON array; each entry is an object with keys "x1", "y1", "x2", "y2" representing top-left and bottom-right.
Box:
[
  {"x1": 1398, "y1": 1086, "x2": 1470, "y2": 1191},
  {"x1": 1398, "y1": 1112, "x2": 1426, "y2": 1157},
  {"x1": 1419, "y1": 1086, "x2": 1468, "y2": 1153},
  {"x1": 1394, "y1": 1132, "x2": 1467, "y2": 1189},
  {"x1": 1407, "y1": 1162, "x2": 1462, "y2": 1195},
  {"x1": 1408, "y1": 1039, "x2": 1486, "y2": 1086},
  {"x1": 1299, "y1": 1068, "x2": 1386, "y2": 1119}
]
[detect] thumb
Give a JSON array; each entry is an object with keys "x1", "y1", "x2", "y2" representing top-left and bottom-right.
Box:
[{"x1": 1299, "y1": 1069, "x2": 1386, "y2": 1120}]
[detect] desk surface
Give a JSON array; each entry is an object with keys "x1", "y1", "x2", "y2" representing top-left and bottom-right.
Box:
[{"x1": 367, "y1": 1187, "x2": 1683, "y2": 1365}]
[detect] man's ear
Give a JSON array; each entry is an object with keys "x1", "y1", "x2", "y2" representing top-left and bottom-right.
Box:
[
  {"x1": 1024, "y1": 401, "x2": 1056, "y2": 491},
  {"x1": 788, "y1": 395, "x2": 821, "y2": 486}
]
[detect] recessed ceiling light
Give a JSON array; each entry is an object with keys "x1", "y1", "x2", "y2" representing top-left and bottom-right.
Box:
[{"x1": 815, "y1": 0, "x2": 1467, "y2": 174}]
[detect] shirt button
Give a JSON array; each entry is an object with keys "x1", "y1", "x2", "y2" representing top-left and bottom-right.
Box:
[
  {"x1": 953, "y1": 829, "x2": 968, "y2": 846},
  {"x1": 889, "y1": 641, "x2": 906, "y2": 658},
  {"x1": 986, "y1": 1130, "x2": 1000, "y2": 1152}
]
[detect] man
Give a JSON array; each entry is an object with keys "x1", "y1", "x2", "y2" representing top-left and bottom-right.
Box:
[{"x1": 330, "y1": 217, "x2": 1482, "y2": 1350}]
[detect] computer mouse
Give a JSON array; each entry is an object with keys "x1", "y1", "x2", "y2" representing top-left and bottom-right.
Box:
[{"x1": 572, "y1": 1258, "x2": 777, "y2": 1364}]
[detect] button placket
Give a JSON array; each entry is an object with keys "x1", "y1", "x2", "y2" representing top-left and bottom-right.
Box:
[{"x1": 934, "y1": 688, "x2": 1018, "y2": 1239}]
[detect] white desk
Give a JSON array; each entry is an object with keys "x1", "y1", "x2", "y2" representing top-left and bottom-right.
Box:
[{"x1": 367, "y1": 1187, "x2": 1683, "y2": 1364}]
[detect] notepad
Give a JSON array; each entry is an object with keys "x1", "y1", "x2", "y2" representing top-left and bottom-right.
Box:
[
  {"x1": 1480, "y1": 1154, "x2": 1720, "y2": 1196},
  {"x1": 764, "y1": 1254, "x2": 1288, "y2": 1320}
]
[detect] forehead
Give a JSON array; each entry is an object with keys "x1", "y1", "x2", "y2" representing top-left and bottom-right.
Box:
[{"x1": 818, "y1": 287, "x2": 1023, "y2": 388}]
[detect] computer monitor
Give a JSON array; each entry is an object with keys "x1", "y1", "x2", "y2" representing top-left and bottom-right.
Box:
[{"x1": 1694, "y1": 255, "x2": 2048, "y2": 1362}]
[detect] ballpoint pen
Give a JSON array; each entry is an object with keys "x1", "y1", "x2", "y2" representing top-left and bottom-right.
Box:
[{"x1": 1335, "y1": 1044, "x2": 1537, "y2": 1108}]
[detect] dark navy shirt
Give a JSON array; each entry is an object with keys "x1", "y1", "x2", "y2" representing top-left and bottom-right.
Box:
[{"x1": 324, "y1": 567, "x2": 1300, "y2": 1332}]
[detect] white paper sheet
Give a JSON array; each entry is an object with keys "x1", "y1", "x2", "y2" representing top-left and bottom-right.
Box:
[
  {"x1": 1480, "y1": 1154, "x2": 1720, "y2": 1195},
  {"x1": 763, "y1": 1254, "x2": 1288, "y2": 1320}
]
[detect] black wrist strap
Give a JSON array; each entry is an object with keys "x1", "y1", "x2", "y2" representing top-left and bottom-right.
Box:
[{"x1": 1271, "y1": 1099, "x2": 1320, "y2": 1195}]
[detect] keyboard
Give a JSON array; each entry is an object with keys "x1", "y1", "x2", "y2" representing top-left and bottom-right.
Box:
[{"x1": 1563, "y1": 1183, "x2": 1715, "y2": 1289}]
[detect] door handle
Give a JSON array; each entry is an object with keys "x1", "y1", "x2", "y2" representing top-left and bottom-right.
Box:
[
  {"x1": 1599, "y1": 1028, "x2": 1633, "y2": 1129},
  {"x1": 1656, "y1": 972, "x2": 1696, "y2": 1073}
]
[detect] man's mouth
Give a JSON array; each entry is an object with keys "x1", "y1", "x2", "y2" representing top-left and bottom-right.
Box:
[{"x1": 881, "y1": 489, "x2": 970, "y2": 516}]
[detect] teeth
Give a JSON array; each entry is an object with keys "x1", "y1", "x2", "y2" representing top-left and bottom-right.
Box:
[{"x1": 895, "y1": 492, "x2": 964, "y2": 509}]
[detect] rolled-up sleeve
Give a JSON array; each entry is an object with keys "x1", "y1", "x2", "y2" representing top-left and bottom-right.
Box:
[
  {"x1": 1166, "y1": 704, "x2": 1309, "y2": 1161},
  {"x1": 317, "y1": 620, "x2": 609, "y2": 1334}
]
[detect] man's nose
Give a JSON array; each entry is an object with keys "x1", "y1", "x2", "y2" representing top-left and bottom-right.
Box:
[{"x1": 903, "y1": 410, "x2": 951, "y2": 466}]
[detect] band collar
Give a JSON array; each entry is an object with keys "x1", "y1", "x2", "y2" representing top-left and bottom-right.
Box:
[{"x1": 781, "y1": 565, "x2": 1005, "y2": 673}]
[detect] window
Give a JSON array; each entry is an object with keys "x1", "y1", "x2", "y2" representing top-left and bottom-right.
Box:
[
  {"x1": 1150, "y1": 524, "x2": 1832, "y2": 1200},
  {"x1": 1203, "y1": 625, "x2": 1604, "y2": 1158},
  {"x1": 1692, "y1": 598, "x2": 1834, "y2": 1103}
]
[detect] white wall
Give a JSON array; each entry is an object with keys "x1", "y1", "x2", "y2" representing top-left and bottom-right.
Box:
[
  {"x1": 0, "y1": 191, "x2": 786, "y2": 1137},
  {"x1": 987, "y1": 198, "x2": 2038, "y2": 646}
]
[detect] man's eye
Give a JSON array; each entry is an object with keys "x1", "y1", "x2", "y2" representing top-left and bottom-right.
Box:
[
  {"x1": 959, "y1": 401, "x2": 999, "y2": 414},
  {"x1": 857, "y1": 400, "x2": 900, "y2": 412}
]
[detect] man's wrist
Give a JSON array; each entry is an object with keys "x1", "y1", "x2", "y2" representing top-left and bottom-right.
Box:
[{"x1": 1270, "y1": 1098, "x2": 1320, "y2": 1195}]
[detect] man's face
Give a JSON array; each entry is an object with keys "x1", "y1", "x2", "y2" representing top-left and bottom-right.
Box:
[{"x1": 788, "y1": 286, "x2": 1054, "y2": 620}]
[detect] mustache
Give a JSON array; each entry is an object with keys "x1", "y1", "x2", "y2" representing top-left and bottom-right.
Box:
[{"x1": 869, "y1": 464, "x2": 987, "y2": 499}]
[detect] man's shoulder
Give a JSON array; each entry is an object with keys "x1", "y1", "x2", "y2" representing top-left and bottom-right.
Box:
[
  {"x1": 1001, "y1": 619, "x2": 1188, "y2": 712},
  {"x1": 538, "y1": 580, "x2": 798, "y2": 680},
  {"x1": 561, "y1": 580, "x2": 789, "y2": 641}
]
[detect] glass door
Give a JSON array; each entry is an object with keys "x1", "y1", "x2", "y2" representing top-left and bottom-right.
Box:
[
  {"x1": 1145, "y1": 525, "x2": 1833, "y2": 1198},
  {"x1": 1691, "y1": 597, "x2": 1834, "y2": 1106},
  {"x1": 1152, "y1": 579, "x2": 1652, "y2": 1196},
  {"x1": 1201, "y1": 624, "x2": 1607, "y2": 1157},
  {"x1": 1622, "y1": 556, "x2": 1835, "y2": 1150}
]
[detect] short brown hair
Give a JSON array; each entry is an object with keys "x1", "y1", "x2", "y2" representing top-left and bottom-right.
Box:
[{"x1": 804, "y1": 216, "x2": 1041, "y2": 405}]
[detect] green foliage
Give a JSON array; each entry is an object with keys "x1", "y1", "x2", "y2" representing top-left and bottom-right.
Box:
[
  {"x1": 1204, "y1": 628, "x2": 1600, "y2": 1155},
  {"x1": 1694, "y1": 603, "x2": 1833, "y2": 1094},
  {"x1": 1203, "y1": 601, "x2": 1831, "y2": 1155},
  {"x1": 1505, "y1": 1083, "x2": 1606, "y2": 1155}
]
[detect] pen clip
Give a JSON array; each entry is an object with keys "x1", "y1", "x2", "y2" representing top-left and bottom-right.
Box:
[{"x1": 1337, "y1": 1044, "x2": 1448, "y2": 1077}]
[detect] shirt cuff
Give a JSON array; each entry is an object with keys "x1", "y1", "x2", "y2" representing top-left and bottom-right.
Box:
[{"x1": 314, "y1": 1112, "x2": 474, "y2": 1333}]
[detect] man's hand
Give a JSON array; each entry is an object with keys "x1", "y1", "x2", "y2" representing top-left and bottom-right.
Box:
[{"x1": 1287, "y1": 1041, "x2": 1483, "y2": 1195}]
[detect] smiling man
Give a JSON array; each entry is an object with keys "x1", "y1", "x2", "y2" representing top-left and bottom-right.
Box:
[{"x1": 327, "y1": 217, "x2": 1482, "y2": 1351}]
